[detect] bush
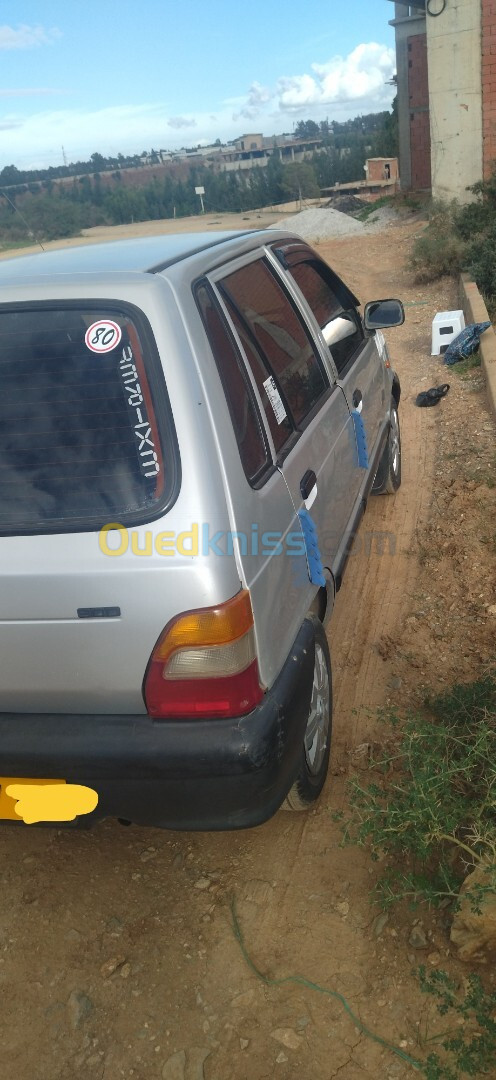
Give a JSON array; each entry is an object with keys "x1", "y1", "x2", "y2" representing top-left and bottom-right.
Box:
[
  {"x1": 418, "y1": 968, "x2": 496, "y2": 1080},
  {"x1": 411, "y1": 202, "x2": 467, "y2": 283},
  {"x1": 465, "y1": 221, "x2": 496, "y2": 300},
  {"x1": 338, "y1": 677, "x2": 496, "y2": 909}
]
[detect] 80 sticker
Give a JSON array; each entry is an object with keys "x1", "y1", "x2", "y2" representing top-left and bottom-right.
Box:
[{"x1": 85, "y1": 320, "x2": 122, "y2": 354}]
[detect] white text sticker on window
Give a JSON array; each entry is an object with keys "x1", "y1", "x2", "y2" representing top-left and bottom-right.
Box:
[{"x1": 263, "y1": 375, "x2": 287, "y2": 425}]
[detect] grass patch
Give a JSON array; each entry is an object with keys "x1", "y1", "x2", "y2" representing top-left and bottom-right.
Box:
[
  {"x1": 409, "y1": 173, "x2": 496, "y2": 309},
  {"x1": 337, "y1": 675, "x2": 496, "y2": 1079},
  {"x1": 417, "y1": 968, "x2": 496, "y2": 1080},
  {"x1": 337, "y1": 676, "x2": 496, "y2": 910},
  {"x1": 0, "y1": 239, "x2": 40, "y2": 253},
  {"x1": 449, "y1": 351, "x2": 482, "y2": 379},
  {"x1": 411, "y1": 203, "x2": 467, "y2": 283},
  {"x1": 356, "y1": 195, "x2": 392, "y2": 222}
]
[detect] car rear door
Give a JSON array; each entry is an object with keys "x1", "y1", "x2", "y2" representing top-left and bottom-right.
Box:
[{"x1": 193, "y1": 272, "x2": 316, "y2": 690}]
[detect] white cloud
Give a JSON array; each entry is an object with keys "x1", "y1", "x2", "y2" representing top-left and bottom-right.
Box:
[
  {"x1": 0, "y1": 42, "x2": 396, "y2": 168},
  {"x1": 276, "y1": 43, "x2": 395, "y2": 112},
  {"x1": 232, "y1": 81, "x2": 272, "y2": 122},
  {"x1": 247, "y1": 81, "x2": 272, "y2": 108},
  {"x1": 233, "y1": 105, "x2": 258, "y2": 122},
  {"x1": 0, "y1": 24, "x2": 61, "y2": 50},
  {"x1": 0, "y1": 104, "x2": 173, "y2": 167},
  {"x1": 167, "y1": 116, "x2": 197, "y2": 129}
]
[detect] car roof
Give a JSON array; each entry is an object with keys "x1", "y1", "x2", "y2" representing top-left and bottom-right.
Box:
[{"x1": 0, "y1": 230, "x2": 271, "y2": 281}]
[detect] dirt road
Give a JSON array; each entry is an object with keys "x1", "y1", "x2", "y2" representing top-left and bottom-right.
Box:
[{"x1": 2, "y1": 218, "x2": 495, "y2": 1080}]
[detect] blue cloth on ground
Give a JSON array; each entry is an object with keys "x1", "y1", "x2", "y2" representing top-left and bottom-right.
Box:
[{"x1": 444, "y1": 322, "x2": 491, "y2": 366}]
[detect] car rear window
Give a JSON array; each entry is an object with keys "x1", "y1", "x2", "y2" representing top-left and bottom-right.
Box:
[
  {"x1": 195, "y1": 283, "x2": 271, "y2": 485},
  {"x1": 0, "y1": 304, "x2": 175, "y2": 533}
]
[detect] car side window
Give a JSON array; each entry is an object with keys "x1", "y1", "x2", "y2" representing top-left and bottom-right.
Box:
[
  {"x1": 288, "y1": 260, "x2": 364, "y2": 376},
  {"x1": 219, "y1": 258, "x2": 329, "y2": 429},
  {"x1": 220, "y1": 292, "x2": 293, "y2": 453},
  {"x1": 195, "y1": 283, "x2": 271, "y2": 485}
]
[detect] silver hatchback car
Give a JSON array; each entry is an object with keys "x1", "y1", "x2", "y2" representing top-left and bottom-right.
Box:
[{"x1": 0, "y1": 230, "x2": 403, "y2": 829}]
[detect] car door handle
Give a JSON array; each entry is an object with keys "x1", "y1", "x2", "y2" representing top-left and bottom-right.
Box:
[
  {"x1": 300, "y1": 469, "x2": 317, "y2": 501},
  {"x1": 352, "y1": 388, "x2": 362, "y2": 409}
]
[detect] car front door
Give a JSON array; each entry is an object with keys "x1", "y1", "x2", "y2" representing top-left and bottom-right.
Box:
[{"x1": 272, "y1": 241, "x2": 388, "y2": 474}]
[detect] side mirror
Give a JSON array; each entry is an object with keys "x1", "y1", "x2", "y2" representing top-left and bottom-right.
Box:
[{"x1": 363, "y1": 299, "x2": 405, "y2": 331}]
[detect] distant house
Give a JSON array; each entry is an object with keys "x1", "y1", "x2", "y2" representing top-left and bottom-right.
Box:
[
  {"x1": 199, "y1": 133, "x2": 325, "y2": 174},
  {"x1": 387, "y1": 0, "x2": 496, "y2": 201},
  {"x1": 321, "y1": 157, "x2": 400, "y2": 200},
  {"x1": 233, "y1": 134, "x2": 264, "y2": 151},
  {"x1": 365, "y1": 157, "x2": 400, "y2": 182},
  {"x1": 137, "y1": 131, "x2": 326, "y2": 178}
]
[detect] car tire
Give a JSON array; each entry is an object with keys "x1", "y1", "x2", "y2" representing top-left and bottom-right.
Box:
[
  {"x1": 371, "y1": 400, "x2": 401, "y2": 495},
  {"x1": 284, "y1": 616, "x2": 332, "y2": 811}
]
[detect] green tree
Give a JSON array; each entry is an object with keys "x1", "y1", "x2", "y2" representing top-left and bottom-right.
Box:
[
  {"x1": 0, "y1": 164, "x2": 24, "y2": 186},
  {"x1": 294, "y1": 120, "x2": 320, "y2": 139},
  {"x1": 281, "y1": 162, "x2": 320, "y2": 201}
]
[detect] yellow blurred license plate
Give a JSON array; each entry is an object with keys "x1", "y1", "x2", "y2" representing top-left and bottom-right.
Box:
[
  {"x1": 0, "y1": 778, "x2": 65, "y2": 821},
  {"x1": 0, "y1": 778, "x2": 97, "y2": 823}
]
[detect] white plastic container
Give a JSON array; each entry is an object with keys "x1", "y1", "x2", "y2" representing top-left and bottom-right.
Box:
[{"x1": 431, "y1": 310, "x2": 465, "y2": 355}]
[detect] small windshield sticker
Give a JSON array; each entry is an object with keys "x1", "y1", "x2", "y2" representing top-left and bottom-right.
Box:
[
  {"x1": 263, "y1": 375, "x2": 287, "y2": 425},
  {"x1": 85, "y1": 320, "x2": 122, "y2": 354}
]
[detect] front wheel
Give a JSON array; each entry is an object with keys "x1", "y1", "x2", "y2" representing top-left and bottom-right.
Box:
[
  {"x1": 284, "y1": 617, "x2": 332, "y2": 811},
  {"x1": 371, "y1": 401, "x2": 401, "y2": 495}
]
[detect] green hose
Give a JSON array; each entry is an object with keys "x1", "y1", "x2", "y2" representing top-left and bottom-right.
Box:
[{"x1": 230, "y1": 895, "x2": 423, "y2": 1073}]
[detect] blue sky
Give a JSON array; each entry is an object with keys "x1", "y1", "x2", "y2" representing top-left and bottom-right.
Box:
[{"x1": 0, "y1": 2, "x2": 396, "y2": 169}]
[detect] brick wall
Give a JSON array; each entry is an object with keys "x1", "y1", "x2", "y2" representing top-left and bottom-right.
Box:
[
  {"x1": 482, "y1": 0, "x2": 496, "y2": 177},
  {"x1": 367, "y1": 158, "x2": 399, "y2": 181},
  {"x1": 410, "y1": 112, "x2": 432, "y2": 189},
  {"x1": 407, "y1": 33, "x2": 432, "y2": 189}
]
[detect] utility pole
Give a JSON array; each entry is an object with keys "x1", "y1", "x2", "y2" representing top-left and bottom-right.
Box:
[{"x1": 61, "y1": 145, "x2": 67, "y2": 167}]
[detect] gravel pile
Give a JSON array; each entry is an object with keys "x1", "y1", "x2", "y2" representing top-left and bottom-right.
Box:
[
  {"x1": 276, "y1": 207, "x2": 365, "y2": 242},
  {"x1": 362, "y1": 205, "x2": 400, "y2": 231}
]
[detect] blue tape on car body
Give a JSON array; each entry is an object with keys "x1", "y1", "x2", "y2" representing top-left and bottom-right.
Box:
[
  {"x1": 352, "y1": 409, "x2": 369, "y2": 468},
  {"x1": 298, "y1": 509, "x2": 326, "y2": 587}
]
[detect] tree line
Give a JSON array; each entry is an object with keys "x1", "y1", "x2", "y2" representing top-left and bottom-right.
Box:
[{"x1": 0, "y1": 105, "x2": 398, "y2": 246}]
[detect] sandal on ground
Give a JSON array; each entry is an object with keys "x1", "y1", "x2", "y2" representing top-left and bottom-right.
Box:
[{"x1": 415, "y1": 384, "x2": 450, "y2": 407}]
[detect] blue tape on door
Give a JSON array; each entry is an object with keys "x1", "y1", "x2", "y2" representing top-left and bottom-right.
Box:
[
  {"x1": 298, "y1": 509, "x2": 326, "y2": 587},
  {"x1": 352, "y1": 409, "x2": 369, "y2": 468}
]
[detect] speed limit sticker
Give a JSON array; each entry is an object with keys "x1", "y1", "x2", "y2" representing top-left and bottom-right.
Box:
[{"x1": 85, "y1": 320, "x2": 122, "y2": 354}]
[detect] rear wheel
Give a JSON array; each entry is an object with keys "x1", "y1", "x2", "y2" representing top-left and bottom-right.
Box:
[
  {"x1": 284, "y1": 617, "x2": 332, "y2": 811},
  {"x1": 371, "y1": 400, "x2": 401, "y2": 495}
]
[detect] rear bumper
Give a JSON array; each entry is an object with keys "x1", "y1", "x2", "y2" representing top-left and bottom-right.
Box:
[{"x1": 0, "y1": 620, "x2": 315, "y2": 831}]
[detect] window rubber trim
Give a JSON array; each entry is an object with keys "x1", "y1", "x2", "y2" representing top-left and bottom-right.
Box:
[
  {"x1": 0, "y1": 297, "x2": 181, "y2": 537},
  {"x1": 270, "y1": 242, "x2": 361, "y2": 309},
  {"x1": 193, "y1": 280, "x2": 274, "y2": 490}
]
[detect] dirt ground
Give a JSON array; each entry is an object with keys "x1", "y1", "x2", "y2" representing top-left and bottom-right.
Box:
[
  {"x1": 0, "y1": 207, "x2": 284, "y2": 261},
  {"x1": 1, "y1": 216, "x2": 495, "y2": 1080}
]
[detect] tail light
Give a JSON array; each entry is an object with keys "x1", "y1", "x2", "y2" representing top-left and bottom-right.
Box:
[{"x1": 144, "y1": 590, "x2": 264, "y2": 719}]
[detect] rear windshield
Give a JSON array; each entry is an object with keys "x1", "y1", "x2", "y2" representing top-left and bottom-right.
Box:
[{"x1": 0, "y1": 304, "x2": 175, "y2": 533}]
